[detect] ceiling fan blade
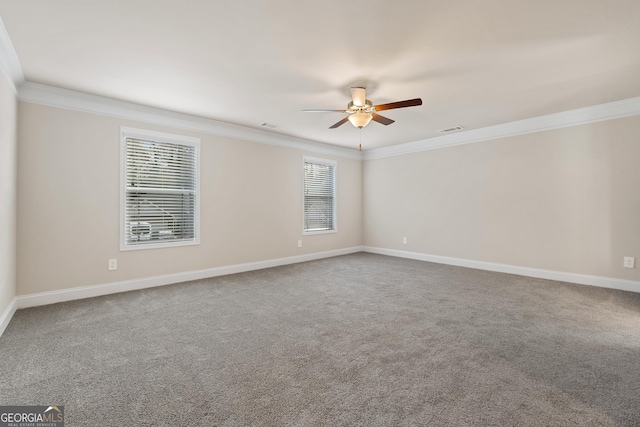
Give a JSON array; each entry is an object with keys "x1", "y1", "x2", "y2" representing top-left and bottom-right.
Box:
[
  {"x1": 371, "y1": 113, "x2": 395, "y2": 126},
  {"x1": 303, "y1": 109, "x2": 347, "y2": 113},
  {"x1": 329, "y1": 116, "x2": 350, "y2": 129},
  {"x1": 374, "y1": 98, "x2": 422, "y2": 111},
  {"x1": 351, "y1": 87, "x2": 366, "y2": 107}
]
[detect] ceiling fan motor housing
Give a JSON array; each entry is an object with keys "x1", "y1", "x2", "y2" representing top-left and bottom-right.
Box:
[{"x1": 347, "y1": 100, "x2": 374, "y2": 113}]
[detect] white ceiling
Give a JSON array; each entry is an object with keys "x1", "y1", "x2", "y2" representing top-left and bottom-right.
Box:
[{"x1": 1, "y1": 0, "x2": 640, "y2": 150}]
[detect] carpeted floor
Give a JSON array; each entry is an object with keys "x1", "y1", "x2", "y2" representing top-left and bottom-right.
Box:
[{"x1": 1, "y1": 253, "x2": 640, "y2": 426}]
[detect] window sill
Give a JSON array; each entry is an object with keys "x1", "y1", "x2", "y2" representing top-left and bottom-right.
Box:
[
  {"x1": 303, "y1": 229, "x2": 337, "y2": 236},
  {"x1": 120, "y1": 239, "x2": 200, "y2": 251}
]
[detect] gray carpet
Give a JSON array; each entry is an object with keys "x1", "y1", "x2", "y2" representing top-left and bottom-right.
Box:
[{"x1": 1, "y1": 253, "x2": 640, "y2": 426}]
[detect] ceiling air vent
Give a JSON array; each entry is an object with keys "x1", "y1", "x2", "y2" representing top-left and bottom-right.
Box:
[
  {"x1": 436, "y1": 126, "x2": 464, "y2": 133},
  {"x1": 260, "y1": 122, "x2": 279, "y2": 129}
]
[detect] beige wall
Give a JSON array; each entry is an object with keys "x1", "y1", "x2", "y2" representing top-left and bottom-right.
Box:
[
  {"x1": 364, "y1": 115, "x2": 640, "y2": 282},
  {"x1": 14, "y1": 98, "x2": 640, "y2": 298},
  {"x1": 17, "y1": 102, "x2": 362, "y2": 295},
  {"x1": 0, "y1": 75, "x2": 17, "y2": 314}
]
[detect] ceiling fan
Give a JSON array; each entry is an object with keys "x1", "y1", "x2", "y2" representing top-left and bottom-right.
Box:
[{"x1": 303, "y1": 87, "x2": 422, "y2": 129}]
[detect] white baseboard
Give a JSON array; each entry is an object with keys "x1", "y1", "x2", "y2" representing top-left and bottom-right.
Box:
[
  {"x1": 0, "y1": 297, "x2": 17, "y2": 337},
  {"x1": 16, "y1": 246, "x2": 364, "y2": 309},
  {"x1": 7, "y1": 245, "x2": 637, "y2": 339},
  {"x1": 363, "y1": 246, "x2": 640, "y2": 293}
]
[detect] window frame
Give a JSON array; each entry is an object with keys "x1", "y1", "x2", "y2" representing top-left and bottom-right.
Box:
[
  {"x1": 302, "y1": 156, "x2": 337, "y2": 235},
  {"x1": 120, "y1": 127, "x2": 201, "y2": 251}
]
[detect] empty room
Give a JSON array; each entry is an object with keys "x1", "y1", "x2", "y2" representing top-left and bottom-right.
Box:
[{"x1": 1, "y1": 1, "x2": 639, "y2": 426}]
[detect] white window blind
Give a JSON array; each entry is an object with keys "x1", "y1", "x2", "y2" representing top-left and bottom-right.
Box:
[
  {"x1": 121, "y1": 128, "x2": 199, "y2": 249},
  {"x1": 304, "y1": 157, "x2": 336, "y2": 233}
]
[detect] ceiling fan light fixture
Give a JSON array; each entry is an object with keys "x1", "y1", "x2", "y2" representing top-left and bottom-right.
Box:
[{"x1": 348, "y1": 112, "x2": 373, "y2": 128}]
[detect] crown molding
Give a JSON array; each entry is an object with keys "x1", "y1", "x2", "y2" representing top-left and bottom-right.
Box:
[
  {"x1": 15, "y1": 80, "x2": 640, "y2": 162},
  {"x1": 0, "y1": 17, "x2": 24, "y2": 93},
  {"x1": 17, "y1": 82, "x2": 362, "y2": 160},
  {"x1": 364, "y1": 96, "x2": 640, "y2": 160}
]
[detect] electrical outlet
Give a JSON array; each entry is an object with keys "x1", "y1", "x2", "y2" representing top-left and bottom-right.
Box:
[
  {"x1": 108, "y1": 259, "x2": 118, "y2": 271},
  {"x1": 623, "y1": 257, "x2": 635, "y2": 268},
  {"x1": 298, "y1": 240, "x2": 303, "y2": 248},
  {"x1": 402, "y1": 237, "x2": 408, "y2": 245}
]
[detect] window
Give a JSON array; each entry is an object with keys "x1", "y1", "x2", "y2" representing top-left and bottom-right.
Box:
[
  {"x1": 120, "y1": 127, "x2": 200, "y2": 250},
  {"x1": 303, "y1": 156, "x2": 336, "y2": 234}
]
